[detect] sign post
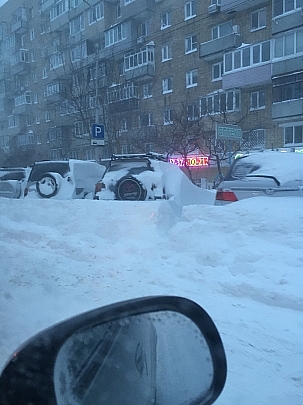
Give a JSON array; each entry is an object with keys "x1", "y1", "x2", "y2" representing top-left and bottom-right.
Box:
[
  {"x1": 216, "y1": 123, "x2": 243, "y2": 141},
  {"x1": 91, "y1": 124, "x2": 105, "y2": 146},
  {"x1": 216, "y1": 124, "x2": 243, "y2": 165}
]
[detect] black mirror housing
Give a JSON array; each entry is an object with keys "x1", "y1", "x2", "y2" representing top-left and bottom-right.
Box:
[{"x1": 0, "y1": 296, "x2": 227, "y2": 405}]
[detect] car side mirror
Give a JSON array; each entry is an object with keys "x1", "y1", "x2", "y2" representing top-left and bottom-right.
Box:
[{"x1": 0, "y1": 296, "x2": 227, "y2": 405}]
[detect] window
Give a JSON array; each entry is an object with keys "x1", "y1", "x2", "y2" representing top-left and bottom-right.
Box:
[
  {"x1": 21, "y1": 34, "x2": 26, "y2": 46},
  {"x1": 43, "y1": 68, "x2": 48, "y2": 79},
  {"x1": 200, "y1": 90, "x2": 240, "y2": 115},
  {"x1": 45, "y1": 83, "x2": 60, "y2": 98},
  {"x1": 163, "y1": 109, "x2": 173, "y2": 124},
  {"x1": 162, "y1": 44, "x2": 172, "y2": 61},
  {"x1": 34, "y1": 93, "x2": 39, "y2": 103},
  {"x1": 70, "y1": 42, "x2": 87, "y2": 62},
  {"x1": 138, "y1": 21, "x2": 149, "y2": 37},
  {"x1": 162, "y1": 77, "x2": 173, "y2": 94},
  {"x1": 30, "y1": 29, "x2": 35, "y2": 40},
  {"x1": 26, "y1": 115, "x2": 32, "y2": 126},
  {"x1": 124, "y1": 47, "x2": 154, "y2": 70},
  {"x1": 36, "y1": 113, "x2": 40, "y2": 124},
  {"x1": 273, "y1": 0, "x2": 303, "y2": 17},
  {"x1": 187, "y1": 104, "x2": 199, "y2": 120},
  {"x1": 105, "y1": 23, "x2": 126, "y2": 47},
  {"x1": 14, "y1": 92, "x2": 32, "y2": 107},
  {"x1": 251, "y1": 8, "x2": 266, "y2": 31},
  {"x1": 186, "y1": 69, "x2": 198, "y2": 88},
  {"x1": 139, "y1": 113, "x2": 153, "y2": 127},
  {"x1": 8, "y1": 115, "x2": 17, "y2": 128},
  {"x1": 143, "y1": 83, "x2": 152, "y2": 98},
  {"x1": 284, "y1": 124, "x2": 303, "y2": 145},
  {"x1": 75, "y1": 121, "x2": 87, "y2": 136},
  {"x1": 50, "y1": 53, "x2": 64, "y2": 69},
  {"x1": 250, "y1": 90, "x2": 265, "y2": 110},
  {"x1": 243, "y1": 129, "x2": 265, "y2": 149},
  {"x1": 212, "y1": 21, "x2": 232, "y2": 40},
  {"x1": 45, "y1": 111, "x2": 51, "y2": 122},
  {"x1": 224, "y1": 41, "x2": 270, "y2": 72},
  {"x1": 274, "y1": 28, "x2": 303, "y2": 59},
  {"x1": 116, "y1": 3, "x2": 121, "y2": 18},
  {"x1": 273, "y1": 73, "x2": 303, "y2": 103},
  {"x1": 161, "y1": 11, "x2": 171, "y2": 29},
  {"x1": 70, "y1": 14, "x2": 85, "y2": 35},
  {"x1": 212, "y1": 62, "x2": 223, "y2": 81},
  {"x1": 50, "y1": 0, "x2": 69, "y2": 21},
  {"x1": 88, "y1": 2, "x2": 104, "y2": 24},
  {"x1": 185, "y1": 35, "x2": 197, "y2": 53},
  {"x1": 71, "y1": 0, "x2": 83, "y2": 7},
  {"x1": 185, "y1": 0, "x2": 196, "y2": 20}
]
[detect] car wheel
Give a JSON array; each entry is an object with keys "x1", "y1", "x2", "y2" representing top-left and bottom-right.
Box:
[
  {"x1": 36, "y1": 173, "x2": 59, "y2": 198},
  {"x1": 115, "y1": 176, "x2": 147, "y2": 201}
]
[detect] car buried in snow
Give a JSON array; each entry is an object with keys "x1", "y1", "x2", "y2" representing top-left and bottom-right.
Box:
[
  {"x1": 94, "y1": 153, "x2": 216, "y2": 206},
  {"x1": 26, "y1": 160, "x2": 106, "y2": 200},
  {"x1": 215, "y1": 151, "x2": 303, "y2": 205}
]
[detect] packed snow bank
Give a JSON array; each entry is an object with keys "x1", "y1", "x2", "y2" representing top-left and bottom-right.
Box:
[{"x1": 0, "y1": 196, "x2": 302, "y2": 405}]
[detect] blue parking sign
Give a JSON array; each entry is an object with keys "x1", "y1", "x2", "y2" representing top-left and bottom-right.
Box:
[{"x1": 91, "y1": 124, "x2": 105, "y2": 145}]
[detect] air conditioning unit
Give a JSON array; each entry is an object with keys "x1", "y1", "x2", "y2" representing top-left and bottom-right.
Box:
[
  {"x1": 208, "y1": 4, "x2": 220, "y2": 14},
  {"x1": 232, "y1": 25, "x2": 240, "y2": 34}
]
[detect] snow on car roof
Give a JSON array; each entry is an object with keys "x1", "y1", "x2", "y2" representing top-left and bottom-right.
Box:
[{"x1": 238, "y1": 152, "x2": 303, "y2": 183}]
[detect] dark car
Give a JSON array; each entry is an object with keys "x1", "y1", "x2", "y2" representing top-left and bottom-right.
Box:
[
  {"x1": 94, "y1": 153, "x2": 169, "y2": 201},
  {"x1": 0, "y1": 167, "x2": 30, "y2": 199},
  {"x1": 27, "y1": 160, "x2": 106, "y2": 199},
  {"x1": 215, "y1": 151, "x2": 303, "y2": 205}
]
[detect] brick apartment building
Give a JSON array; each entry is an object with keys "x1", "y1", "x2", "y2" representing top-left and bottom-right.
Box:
[{"x1": 0, "y1": 0, "x2": 302, "y2": 184}]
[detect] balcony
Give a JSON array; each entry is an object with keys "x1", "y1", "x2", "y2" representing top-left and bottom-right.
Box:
[
  {"x1": 10, "y1": 61, "x2": 30, "y2": 76},
  {"x1": 200, "y1": 32, "x2": 242, "y2": 61},
  {"x1": 50, "y1": 12, "x2": 69, "y2": 32},
  {"x1": 122, "y1": 0, "x2": 155, "y2": 20},
  {"x1": 272, "y1": 8, "x2": 303, "y2": 35},
  {"x1": 272, "y1": 55, "x2": 302, "y2": 77},
  {"x1": 124, "y1": 46, "x2": 155, "y2": 81},
  {"x1": 11, "y1": 19, "x2": 28, "y2": 34},
  {"x1": 272, "y1": 99, "x2": 303, "y2": 120},
  {"x1": 12, "y1": 103, "x2": 31, "y2": 115},
  {"x1": 41, "y1": 0, "x2": 54, "y2": 13},
  {"x1": 222, "y1": 63, "x2": 271, "y2": 90},
  {"x1": 107, "y1": 83, "x2": 139, "y2": 113},
  {"x1": 125, "y1": 64, "x2": 155, "y2": 81},
  {"x1": 221, "y1": 0, "x2": 267, "y2": 13}
]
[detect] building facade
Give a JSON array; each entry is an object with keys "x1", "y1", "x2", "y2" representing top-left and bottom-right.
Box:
[{"x1": 0, "y1": 0, "x2": 302, "y2": 180}]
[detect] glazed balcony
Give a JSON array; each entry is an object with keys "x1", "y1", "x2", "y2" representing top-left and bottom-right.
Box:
[
  {"x1": 221, "y1": 0, "x2": 267, "y2": 13},
  {"x1": 200, "y1": 31, "x2": 242, "y2": 61}
]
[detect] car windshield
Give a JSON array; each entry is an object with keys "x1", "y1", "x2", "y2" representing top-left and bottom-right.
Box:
[{"x1": 1, "y1": 0, "x2": 302, "y2": 404}]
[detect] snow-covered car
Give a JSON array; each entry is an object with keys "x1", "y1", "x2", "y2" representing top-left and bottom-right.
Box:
[
  {"x1": 0, "y1": 167, "x2": 30, "y2": 199},
  {"x1": 215, "y1": 151, "x2": 303, "y2": 205},
  {"x1": 94, "y1": 153, "x2": 215, "y2": 205},
  {"x1": 27, "y1": 160, "x2": 106, "y2": 199}
]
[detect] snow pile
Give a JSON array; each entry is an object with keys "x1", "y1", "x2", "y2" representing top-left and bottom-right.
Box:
[{"x1": 0, "y1": 196, "x2": 302, "y2": 405}]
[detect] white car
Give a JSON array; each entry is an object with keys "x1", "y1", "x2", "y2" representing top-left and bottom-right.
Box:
[
  {"x1": 27, "y1": 160, "x2": 106, "y2": 199},
  {"x1": 215, "y1": 151, "x2": 303, "y2": 205},
  {"x1": 0, "y1": 167, "x2": 30, "y2": 199},
  {"x1": 94, "y1": 153, "x2": 215, "y2": 206}
]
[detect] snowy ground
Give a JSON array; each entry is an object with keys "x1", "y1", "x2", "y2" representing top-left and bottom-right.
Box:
[{"x1": 0, "y1": 196, "x2": 302, "y2": 405}]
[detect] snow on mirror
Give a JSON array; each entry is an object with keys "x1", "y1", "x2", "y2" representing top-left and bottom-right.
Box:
[{"x1": 54, "y1": 311, "x2": 214, "y2": 405}]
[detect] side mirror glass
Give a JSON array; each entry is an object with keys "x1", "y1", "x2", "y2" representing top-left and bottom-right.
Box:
[{"x1": 0, "y1": 296, "x2": 226, "y2": 405}]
